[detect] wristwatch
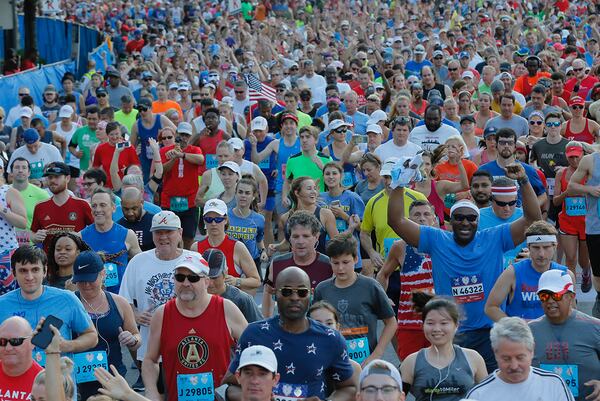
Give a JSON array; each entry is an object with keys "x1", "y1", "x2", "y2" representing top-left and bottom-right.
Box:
[{"x1": 235, "y1": 278, "x2": 242, "y2": 287}]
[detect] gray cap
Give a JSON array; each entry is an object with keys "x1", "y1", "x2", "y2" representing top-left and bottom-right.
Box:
[{"x1": 490, "y1": 80, "x2": 505, "y2": 93}]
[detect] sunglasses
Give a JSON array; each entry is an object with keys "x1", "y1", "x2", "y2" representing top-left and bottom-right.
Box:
[
  {"x1": 97, "y1": 94, "x2": 107, "y2": 98},
  {"x1": 204, "y1": 216, "x2": 226, "y2": 224},
  {"x1": 279, "y1": 287, "x2": 310, "y2": 297},
  {"x1": 538, "y1": 291, "x2": 566, "y2": 302},
  {"x1": 448, "y1": 67, "x2": 458, "y2": 71},
  {"x1": 334, "y1": 128, "x2": 347, "y2": 133},
  {"x1": 235, "y1": 91, "x2": 245, "y2": 94},
  {"x1": 174, "y1": 273, "x2": 204, "y2": 283},
  {"x1": 0, "y1": 337, "x2": 30, "y2": 347},
  {"x1": 546, "y1": 121, "x2": 561, "y2": 127},
  {"x1": 493, "y1": 198, "x2": 517, "y2": 207},
  {"x1": 573, "y1": 68, "x2": 584, "y2": 72},
  {"x1": 162, "y1": 136, "x2": 174, "y2": 140},
  {"x1": 192, "y1": 98, "x2": 202, "y2": 102},
  {"x1": 452, "y1": 214, "x2": 478, "y2": 222},
  {"x1": 18, "y1": 93, "x2": 28, "y2": 96},
  {"x1": 138, "y1": 105, "x2": 149, "y2": 112},
  {"x1": 529, "y1": 120, "x2": 543, "y2": 125},
  {"x1": 572, "y1": 105, "x2": 584, "y2": 110}
]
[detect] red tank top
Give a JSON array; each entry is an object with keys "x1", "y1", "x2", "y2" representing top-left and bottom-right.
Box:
[
  {"x1": 197, "y1": 130, "x2": 225, "y2": 173},
  {"x1": 196, "y1": 236, "x2": 239, "y2": 277},
  {"x1": 161, "y1": 296, "x2": 234, "y2": 401},
  {"x1": 559, "y1": 168, "x2": 586, "y2": 220},
  {"x1": 565, "y1": 119, "x2": 594, "y2": 144},
  {"x1": 427, "y1": 180, "x2": 446, "y2": 229}
]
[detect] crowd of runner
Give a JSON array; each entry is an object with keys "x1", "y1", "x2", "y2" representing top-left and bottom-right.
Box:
[{"x1": 0, "y1": 0, "x2": 600, "y2": 400}]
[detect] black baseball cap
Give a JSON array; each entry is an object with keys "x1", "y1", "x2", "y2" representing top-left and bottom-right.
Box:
[
  {"x1": 43, "y1": 162, "x2": 70, "y2": 177},
  {"x1": 72, "y1": 251, "x2": 104, "y2": 283}
]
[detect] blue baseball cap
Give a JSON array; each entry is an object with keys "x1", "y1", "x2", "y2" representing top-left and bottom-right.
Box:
[
  {"x1": 23, "y1": 128, "x2": 40, "y2": 144},
  {"x1": 483, "y1": 126, "x2": 498, "y2": 138},
  {"x1": 515, "y1": 47, "x2": 529, "y2": 56},
  {"x1": 72, "y1": 251, "x2": 104, "y2": 283},
  {"x1": 459, "y1": 51, "x2": 470, "y2": 59}
]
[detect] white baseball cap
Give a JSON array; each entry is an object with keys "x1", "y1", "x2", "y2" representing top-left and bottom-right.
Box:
[
  {"x1": 150, "y1": 211, "x2": 182, "y2": 232},
  {"x1": 227, "y1": 138, "x2": 244, "y2": 151},
  {"x1": 58, "y1": 105, "x2": 74, "y2": 119},
  {"x1": 20, "y1": 107, "x2": 33, "y2": 118},
  {"x1": 366, "y1": 124, "x2": 382, "y2": 135},
  {"x1": 329, "y1": 119, "x2": 351, "y2": 131},
  {"x1": 369, "y1": 109, "x2": 387, "y2": 123},
  {"x1": 537, "y1": 269, "x2": 574, "y2": 295},
  {"x1": 174, "y1": 253, "x2": 210, "y2": 276},
  {"x1": 251, "y1": 116, "x2": 268, "y2": 131},
  {"x1": 204, "y1": 198, "x2": 228, "y2": 216},
  {"x1": 177, "y1": 122, "x2": 193, "y2": 135},
  {"x1": 461, "y1": 71, "x2": 475, "y2": 80},
  {"x1": 218, "y1": 161, "x2": 241, "y2": 176},
  {"x1": 238, "y1": 345, "x2": 278, "y2": 373}
]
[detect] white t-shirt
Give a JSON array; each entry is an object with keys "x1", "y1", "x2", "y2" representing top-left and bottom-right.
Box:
[
  {"x1": 232, "y1": 96, "x2": 252, "y2": 117},
  {"x1": 119, "y1": 249, "x2": 195, "y2": 361},
  {"x1": 466, "y1": 367, "x2": 574, "y2": 401},
  {"x1": 408, "y1": 123, "x2": 459, "y2": 152},
  {"x1": 8, "y1": 143, "x2": 63, "y2": 179},
  {"x1": 374, "y1": 141, "x2": 422, "y2": 163}
]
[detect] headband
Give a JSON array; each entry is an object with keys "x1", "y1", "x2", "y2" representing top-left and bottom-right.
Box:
[
  {"x1": 491, "y1": 186, "x2": 518, "y2": 196},
  {"x1": 526, "y1": 235, "x2": 557, "y2": 244},
  {"x1": 450, "y1": 201, "x2": 480, "y2": 217}
]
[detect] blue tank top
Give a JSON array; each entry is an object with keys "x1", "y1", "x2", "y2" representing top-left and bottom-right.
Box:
[
  {"x1": 327, "y1": 144, "x2": 357, "y2": 187},
  {"x1": 275, "y1": 136, "x2": 301, "y2": 191},
  {"x1": 244, "y1": 136, "x2": 276, "y2": 190},
  {"x1": 506, "y1": 259, "x2": 567, "y2": 320},
  {"x1": 586, "y1": 153, "x2": 600, "y2": 234},
  {"x1": 81, "y1": 223, "x2": 129, "y2": 293},
  {"x1": 136, "y1": 114, "x2": 162, "y2": 163}
]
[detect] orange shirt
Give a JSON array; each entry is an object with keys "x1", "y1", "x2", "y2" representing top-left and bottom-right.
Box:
[
  {"x1": 513, "y1": 72, "x2": 551, "y2": 97},
  {"x1": 152, "y1": 100, "x2": 183, "y2": 119}
]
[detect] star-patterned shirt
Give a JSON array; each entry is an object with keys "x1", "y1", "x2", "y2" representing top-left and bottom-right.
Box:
[{"x1": 229, "y1": 316, "x2": 354, "y2": 399}]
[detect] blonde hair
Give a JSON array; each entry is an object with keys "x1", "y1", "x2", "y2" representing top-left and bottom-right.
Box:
[{"x1": 33, "y1": 357, "x2": 76, "y2": 400}]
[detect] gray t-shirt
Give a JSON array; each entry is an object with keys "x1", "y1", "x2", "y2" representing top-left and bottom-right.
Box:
[
  {"x1": 529, "y1": 310, "x2": 600, "y2": 401},
  {"x1": 222, "y1": 284, "x2": 263, "y2": 323},
  {"x1": 313, "y1": 275, "x2": 394, "y2": 352},
  {"x1": 530, "y1": 138, "x2": 569, "y2": 179},
  {"x1": 485, "y1": 115, "x2": 529, "y2": 137},
  {"x1": 355, "y1": 179, "x2": 385, "y2": 206}
]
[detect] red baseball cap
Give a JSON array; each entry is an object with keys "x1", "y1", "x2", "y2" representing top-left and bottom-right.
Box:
[
  {"x1": 569, "y1": 96, "x2": 585, "y2": 107},
  {"x1": 566, "y1": 145, "x2": 583, "y2": 157},
  {"x1": 280, "y1": 112, "x2": 298, "y2": 124}
]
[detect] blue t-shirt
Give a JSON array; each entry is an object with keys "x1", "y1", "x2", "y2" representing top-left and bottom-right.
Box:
[
  {"x1": 346, "y1": 111, "x2": 369, "y2": 135},
  {"x1": 478, "y1": 161, "x2": 546, "y2": 206},
  {"x1": 405, "y1": 60, "x2": 433, "y2": 78},
  {"x1": 229, "y1": 317, "x2": 354, "y2": 399},
  {"x1": 320, "y1": 190, "x2": 365, "y2": 270},
  {"x1": 226, "y1": 208, "x2": 265, "y2": 259},
  {"x1": 478, "y1": 206, "x2": 524, "y2": 267},
  {"x1": 418, "y1": 224, "x2": 515, "y2": 331}
]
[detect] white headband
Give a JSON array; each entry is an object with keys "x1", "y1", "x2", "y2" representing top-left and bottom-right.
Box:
[
  {"x1": 526, "y1": 235, "x2": 557, "y2": 244},
  {"x1": 450, "y1": 201, "x2": 480, "y2": 217},
  {"x1": 491, "y1": 186, "x2": 518, "y2": 196}
]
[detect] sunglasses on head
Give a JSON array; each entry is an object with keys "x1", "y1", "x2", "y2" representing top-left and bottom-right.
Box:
[
  {"x1": 538, "y1": 291, "x2": 567, "y2": 302},
  {"x1": 204, "y1": 216, "x2": 226, "y2": 224},
  {"x1": 529, "y1": 120, "x2": 543, "y2": 125},
  {"x1": 493, "y1": 198, "x2": 517, "y2": 207},
  {"x1": 174, "y1": 273, "x2": 204, "y2": 283},
  {"x1": 279, "y1": 287, "x2": 310, "y2": 297},
  {"x1": 0, "y1": 337, "x2": 30, "y2": 347},
  {"x1": 452, "y1": 214, "x2": 478, "y2": 222},
  {"x1": 546, "y1": 121, "x2": 561, "y2": 127}
]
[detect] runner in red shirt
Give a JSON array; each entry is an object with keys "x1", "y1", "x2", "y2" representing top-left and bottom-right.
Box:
[
  {"x1": 31, "y1": 162, "x2": 93, "y2": 252},
  {"x1": 92, "y1": 121, "x2": 140, "y2": 188},
  {"x1": 191, "y1": 107, "x2": 230, "y2": 174}
]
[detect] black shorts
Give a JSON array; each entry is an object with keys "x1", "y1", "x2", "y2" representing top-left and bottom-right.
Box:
[
  {"x1": 68, "y1": 166, "x2": 80, "y2": 178},
  {"x1": 172, "y1": 207, "x2": 199, "y2": 239},
  {"x1": 586, "y1": 234, "x2": 600, "y2": 277}
]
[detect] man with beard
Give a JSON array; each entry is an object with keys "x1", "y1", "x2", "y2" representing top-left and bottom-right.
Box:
[
  {"x1": 117, "y1": 187, "x2": 155, "y2": 251},
  {"x1": 485, "y1": 95, "x2": 529, "y2": 137},
  {"x1": 470, "y1": 170, "x2": 493, "y2": 208},
  {"x1": 387, "y1": 162, "x2": 541, "y2": 372},
  {"x1": 408, "y1": 105, "x2": 459, "y2": 152},
  {"x1": 223, "y1": 267, "x2": 356, "y2": 401},
  {"x1": 30, "y1": 162, "x2": 93, "y2": 252},
  {"x1": 143, "y1": 252, "x2": 247, "y2": 401}
]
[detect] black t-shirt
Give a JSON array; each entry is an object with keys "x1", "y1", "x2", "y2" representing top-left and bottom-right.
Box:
[{"x1": 118, "y1": 211, "x2": 155, "y2": 251}]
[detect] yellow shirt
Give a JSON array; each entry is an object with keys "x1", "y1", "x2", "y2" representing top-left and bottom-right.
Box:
[
  {"x1": 491, "y1": 100, "x2": 523, "y2": 115},
  {"x1": 361, "y1": 188, "x2": 427, "y2": 257}
]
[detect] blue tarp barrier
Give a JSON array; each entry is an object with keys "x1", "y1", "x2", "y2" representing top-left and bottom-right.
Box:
[
  {"x1": 78, "y1": 25, "x2": 101, "y2": 77},
  {"x1": 88, "y1": 41, "x2": 114, "y2": 75},
  {"x1": 0, "y1": 60, "x2": 75, "y2": 114},
  {"x1": 36, "y1": 18, "x2": 73, "y2": 64}
]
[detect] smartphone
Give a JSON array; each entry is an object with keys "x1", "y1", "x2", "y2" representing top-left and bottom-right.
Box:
[
  {"x1": 331, "y1": 200, "x2": 341, "y2": 207},
  {"x1": 352, "y1": 134, "x2": 368, "y2": 143},
  {"x1": 117, "y1": 141, "x2": 130, "y2": 149},
  {"x1": 31, "y1": 315, "x2": 64, "y2": 350}
]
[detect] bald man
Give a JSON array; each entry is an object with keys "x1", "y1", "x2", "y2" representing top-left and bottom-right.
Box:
[
  {"x1": 224, "y1": 266, "x2": 356, "y2": 401},
  {"x1": 0, "y1": 317, "x2": 43, "y2": 401},
  {"x1": 117, "y1": 187, "x2": 155, "y2": 251}
]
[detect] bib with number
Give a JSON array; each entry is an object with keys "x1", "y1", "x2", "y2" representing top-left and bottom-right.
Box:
[
  {"x1": 258, "y1": 158, "x2": 270, "y2": 169},
  {"x1": 273, "y1": 383, "x2": 308, "y2": 401},
  {"x1": 177, "y1": 372, "x2": 214, "y2": 401},
  {"x1": 335, "y1": 218, "x2": 348, "y2": 233},
  {"x1": 565, "y1": 197, "x2": 586, "y2": 216},
  {"x1": 145, "y1": 144, "x2": 154, "y2": 160},
  {"x1": 342, "y1": 171, "x2": 355, "y2": 187},
  {"x1": 73, "y1": 351, "x2": 108, "y2": 383},
  {"x1": 383, "y1": 237, "x2": 399, "y2": 258},
  {"x1": 346, "y1": 337, "x2": 370, "y2": 363},
  {"x1": 104, "y1": 263, "x2": 119, "y2": 287},
  {"x1": 540, "y1": 364, "x2": 578, "y2": 396},
  {"x1": 170, "y1": 196, "x2": 189, "y2": 212},
  {"x1": 32, "y1": 350, "x2": 46, "y2": 367},
  {"x1": 547, "y1": 178, "x2": 555, "y2": 196},
  {"x1": 205, "y1": 154, "x2": 218, "y2": 169},
  {"x1": 451, "y1": 274, "x2": 484, "y2": 303},
  {"x1": 30, "y1": 161, "x2": 44, "y2": 179}
]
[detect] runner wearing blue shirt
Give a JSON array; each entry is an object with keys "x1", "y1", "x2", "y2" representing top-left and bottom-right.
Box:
[{"x1": 387, "y1": 162, "x2": 541, "y2": 372}]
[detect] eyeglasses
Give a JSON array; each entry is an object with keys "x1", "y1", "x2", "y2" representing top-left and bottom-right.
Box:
[
  {"x1": 573, "y1": 68, "x2": 584, "y2": 72},
  {"x1": 0, "y1": 337, "x2": 30, "y2": 347},
  {"x1": 452, "y1": 214, "x2": 478, "y2": 222},
  {"x1": 204, "y1": 216, "x2": 226, "y2": 224},
  {"x1": 493, "y1": 198, "x2": 517, "y2": 207},
  {"x1": 174, "y1": 273, "x2": 204, "y2": 283},
  {"x1": 138, "y1": 105, "x2": 149, "y2": 112},
  {"x1": 538, "y1": 291, "x2": 567, "y2": 302},
  {"x1": 546, "y1": 121, "x2": 561, "y2": 127},
  {"x1": 279, "y1": 287, "x2": 310, "y2": 297},
  {"x1": 571, "y1": 105, "x2": 584, "y2": 110},
  {"x1": 434, "y1": 56, "x2": 443, "y2": 60},
  {"x1": 448, "y1": 67, "x2": 458, "y2": 71},
  {"x1": 529, "y1": 120, "x2": 543, "y2": 125},
  {"x1": 82, "y1": 181, "x2": 96, "y2": 187},
  {"x1": 498, "y1": 140, "x2": 515, "y2": 146},
  {"x1": 360, "y1": 386, "x2": 400, "y2": 397}
]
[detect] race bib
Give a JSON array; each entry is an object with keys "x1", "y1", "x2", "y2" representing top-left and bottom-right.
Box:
[
  {"x1": 104, "y1": 263, "x2": 119, "y2": 288},
  {"x1": 383, "y1": 237, "x2": 399, "y2": 258},
  {"x1": 565, "y1": 197, "x2": 586, "y2": 216},
  {"x1": 145, "y1": 144, "x2": 154, "y2": 160},
  {"x1": 346, "y1": 337, "x2": 370, "y2": 363},
  {"x1": 170, "y1": 196, "x2": 189, "y2": 212},
  {"x1": 177, "y1": 372, "x2": 214, "y2": 401},
  {"x1": 273, "y1": 383, "x2": 308, "y2": 401},
  {"x1": 258, "y1": 158, "x2": 270, "y2": 169},
  {"x1": 451, "y1": 274, "x2": 484, "y2": 303},
  {"x1": 547, "y1": 178, "x2": 555, "y2": 196},
  {"x1": 541, "y1": 364, "x2": 578, "y2": 396},
  {"x1": 342, "y1": 171, "x2": 355, "y2": 187},
  {"x1": 336, "y1": 218, "x2": 348, "y2": 233},
  {"x1": 32, "y1": 350, "x2": 46, "y2": 367},
  {"x1": 205, "y1": 154, "x2": 218, "y2": 169},
  {"x1": 30, "y1": 161, "x2": 44, "y2": 179},
  {"x1": 73, "y1": 351, "x2": 108, "y2": 383}
]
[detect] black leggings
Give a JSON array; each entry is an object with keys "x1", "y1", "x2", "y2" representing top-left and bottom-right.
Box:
[{"x1": 586, "y1": 234, "x2": 600, "y2": 277}]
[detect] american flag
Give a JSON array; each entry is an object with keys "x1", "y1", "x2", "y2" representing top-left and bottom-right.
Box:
[{"x1": 244, "y1": 73, "x2": 277, "y2": 103}]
